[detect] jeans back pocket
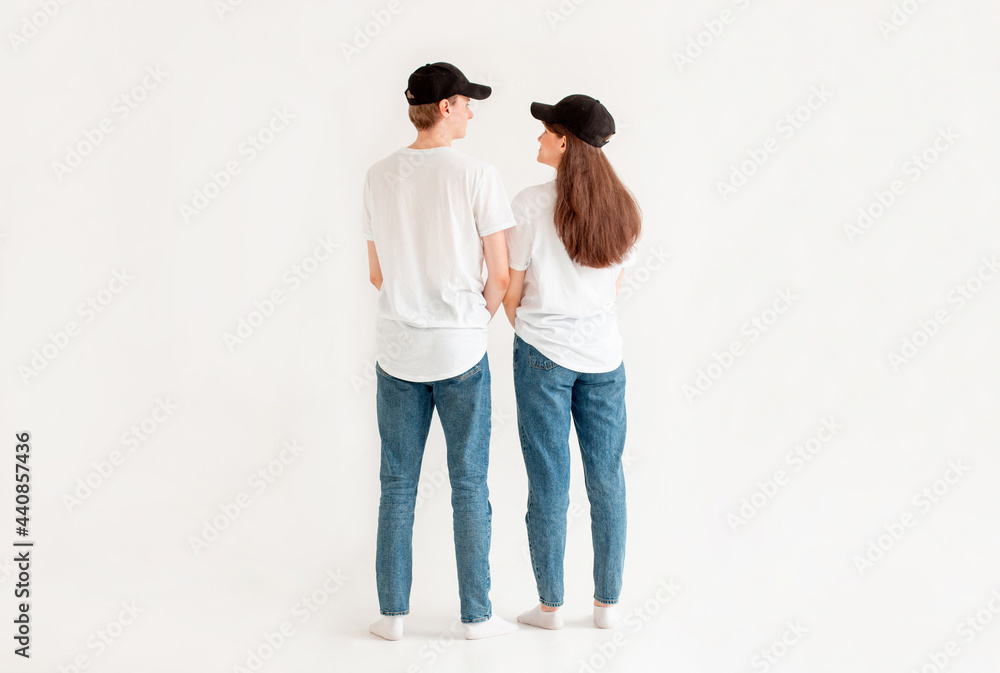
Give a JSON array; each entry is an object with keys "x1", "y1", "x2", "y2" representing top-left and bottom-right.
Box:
[
  {"x1": 528, "y1": 346, "x2": 560, "y2": 370},
  {"x1": 452, "y1": 362, "x2": 482, "y2": 382}
]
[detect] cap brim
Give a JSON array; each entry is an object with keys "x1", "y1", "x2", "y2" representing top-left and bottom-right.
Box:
[
  {"x1": 530, "y1": 102, "x2": 557, "y2": 123},
  {"x1": 462, "y1": 83, "x2": 492, "y2": 100}
]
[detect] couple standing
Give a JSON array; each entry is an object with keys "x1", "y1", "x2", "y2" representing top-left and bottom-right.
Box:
[{"x1": 363, "y1": 62, "x2": 642, "y2": 641}]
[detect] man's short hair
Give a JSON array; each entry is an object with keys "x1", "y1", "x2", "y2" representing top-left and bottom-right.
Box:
[{"x1": 408, "y1": 94, "x2": 461, "y2": 131}]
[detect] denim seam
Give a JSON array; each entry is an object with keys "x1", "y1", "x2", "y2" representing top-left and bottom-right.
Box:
[
  {"x1": 453, "y1": 363, "x2": 481, "y2": 382},
  {"x1": 518, "y1": 419, "x2": 546, "y2": 605},
  {"x1": 520, "y1": 336, "x2": 559, "y2": 370},
  {"x1": 528, "y1": 352, "x2": 559, "y2": 370}
]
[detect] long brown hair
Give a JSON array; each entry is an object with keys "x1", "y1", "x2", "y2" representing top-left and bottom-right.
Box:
[{"x1": 546, "y1": 122, "x2": 641, "y2": 268}]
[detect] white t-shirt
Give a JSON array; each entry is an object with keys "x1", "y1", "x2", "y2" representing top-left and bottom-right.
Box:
[
  {"x1": 505, "y1": 181, "x2": 637, "y2": 373},
  {"x1": 363, "y1": 146, "x2": 516, "y2": 382}
]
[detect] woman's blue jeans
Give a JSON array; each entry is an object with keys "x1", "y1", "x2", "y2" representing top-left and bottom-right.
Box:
[
  {"x1": 512, "y1": 334, "x2": 627, "y2": 607},
  {"x1": 374, "y1": 353, "x2": 493, "y2": 624}
]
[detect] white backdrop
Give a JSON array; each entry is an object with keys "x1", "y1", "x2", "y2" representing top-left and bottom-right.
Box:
[{"x1": 2, "y1": 0, "x2": 999, "y2": 671}]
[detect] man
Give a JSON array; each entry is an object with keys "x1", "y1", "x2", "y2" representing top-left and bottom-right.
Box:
[{"x1": 363, "y1": 62, "x2": 517, "y2": 641}]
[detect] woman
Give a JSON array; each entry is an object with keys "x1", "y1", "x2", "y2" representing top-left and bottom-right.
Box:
[{"x1": 502, "y1": 94, "x2": 641, "y2": 630}]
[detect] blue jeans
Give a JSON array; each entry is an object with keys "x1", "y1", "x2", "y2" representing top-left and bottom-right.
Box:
[
  {"x1": 374, "y1": 352, "x2": 493, "y2": 623},
  {"x1": 512, "y1": 334, "x2": 627, "y2": 607}
]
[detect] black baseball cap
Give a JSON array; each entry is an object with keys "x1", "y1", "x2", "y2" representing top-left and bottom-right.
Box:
[
  {"x1": 405, "y1": 62, "x2": 491, "y2": 106},
  {"x1": 530, "y1": 94, "x2": 615, "y2": 148}
]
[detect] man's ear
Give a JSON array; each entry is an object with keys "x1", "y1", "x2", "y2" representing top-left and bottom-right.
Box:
[{"x1": 439, "y1": 98, "x2": 450, "y2": 117}]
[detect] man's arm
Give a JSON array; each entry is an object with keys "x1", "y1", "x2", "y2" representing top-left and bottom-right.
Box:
[
  {"x1": 482, "y1": 230, "x2": 510, "y2": 318},
  {"x1": 502, "y1": 268, "x2": 526, "y2": 328},
  {"x1": 367, "y1": 240, "x2": 382, "y2": 291}
]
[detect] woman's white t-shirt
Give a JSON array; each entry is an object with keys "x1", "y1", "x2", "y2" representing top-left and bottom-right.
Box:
[
  {"x1": 363, "y1": 147, "x2": 516, "y2": 382},
  {"x1": 505, "y1": 181, "x2": 636, "y2": 373}
]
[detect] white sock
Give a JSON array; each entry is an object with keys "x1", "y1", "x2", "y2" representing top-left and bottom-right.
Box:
[
  {"x1": 369, "y1": 615, "x2": 404, "y2": 640},
  {"x1": 464, "y1": 614, "x2": 518, "y2": 640},
  {"x1": 517, "y1": 604, "x2": 564, "y2": 630},
  {"x1": 593, "y1": 604, "x2": 620, "y2": 629}
]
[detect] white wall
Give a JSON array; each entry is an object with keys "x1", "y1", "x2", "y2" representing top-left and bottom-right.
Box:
[{"x1": 2, "y1": 0, "x2": 999, "y2": 671}]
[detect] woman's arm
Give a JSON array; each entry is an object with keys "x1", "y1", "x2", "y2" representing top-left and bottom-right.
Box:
[{"x1": 502, "y1": 268, "x2": 526, "y2": 328}]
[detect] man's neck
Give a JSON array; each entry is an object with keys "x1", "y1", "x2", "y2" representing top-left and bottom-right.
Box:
[{"x1": 408, "y1": 127, "x2": 453, "y2": 149}]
